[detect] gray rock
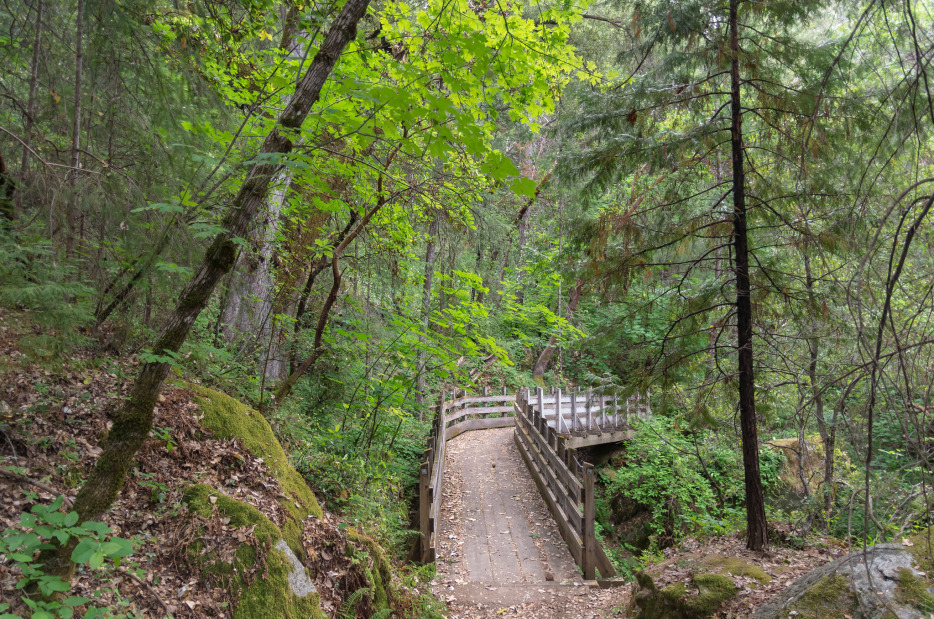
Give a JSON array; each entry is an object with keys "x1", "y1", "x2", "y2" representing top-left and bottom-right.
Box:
[
  {"x1": 274, "y1": 539, "x2": 317, "y2": 597},
  {"x1": 754, "y1": 544, "x2": 933, "y2": 619}
]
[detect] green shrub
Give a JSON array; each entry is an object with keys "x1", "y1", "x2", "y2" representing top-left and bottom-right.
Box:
[{"x1": 0, "y1": 495, "x2": 138, "y2": 619}]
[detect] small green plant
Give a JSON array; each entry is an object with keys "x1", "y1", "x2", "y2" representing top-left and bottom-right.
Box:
[
  {"x1": 0, "y1": 496, "x2": 136, "y2": 619},
  {"x1": 150, "y1": 427, "x2": 176, "y2": 452},
  {"x1": 134, "y1": 471, "x2": 170, "y2": 505}
]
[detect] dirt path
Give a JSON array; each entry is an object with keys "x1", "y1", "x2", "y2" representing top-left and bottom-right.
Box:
[{"x1": 432, "y1": 428, "x2": 627, "y2": 617}]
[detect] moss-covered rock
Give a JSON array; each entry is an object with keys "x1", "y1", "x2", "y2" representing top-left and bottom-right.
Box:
[
  {"x1": 183, "y1": 484, "x2": 326, "y2": 619},
  {"x1": 754, "y1": 544, "x2": 934, "y2": 619},
  {"x1": 633, "y1": 571, "x2": 738, "y2": 618},
  {"x1": 702, "y1": 555, "x2": 771, "y2": 584},
  {"x1": 187, "y1": 384, "x2": 323, "y2": 554},
  {"x1": 345, "y1": 528, "x2": 393, "y2": 612}
]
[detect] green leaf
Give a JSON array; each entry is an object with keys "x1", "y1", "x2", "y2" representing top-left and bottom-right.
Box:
[
  {"x1": 63, "y1": 511, "x2": 78, "y2": 527},
  {"x1": 62, "y1": 596, "x2": 89, "y2": 607},
  {"x1": 510, "y1": 177, "x2": 538, "y2": 198},
  {"x1": 88, "y1": 551, "x2": 105, "y2": 570},
  {"x1": 71, "y1": 539, "x2": 98, "y2": 564}
]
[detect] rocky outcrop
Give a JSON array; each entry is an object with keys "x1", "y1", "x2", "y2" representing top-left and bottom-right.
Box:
[
  {"x1": 632, "y1": 571, "x2": 739, "y2": 618},
  {"x1": 754, "y1": 543, "x2": 934, "y2": 619}
]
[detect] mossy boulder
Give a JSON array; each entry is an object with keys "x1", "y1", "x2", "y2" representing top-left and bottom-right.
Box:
[
  {"x1": 633, "y1": 571, "x2": 738, "y2": 618},
  {"x1": 754, "y1": 543, "x2": 934, "y2": 618},
  {"x1": 187, "y1": 384, "x2": 323, "y2": 554},
  {"x1": 702, "y1": 555, "x2": 771, "y2": 584},
  {"x1": 183, "y1": 484, "x2": 325, "y2": 619},
  {"x1": 345, "y1": 528, "x2": 393, "y2": 613}
]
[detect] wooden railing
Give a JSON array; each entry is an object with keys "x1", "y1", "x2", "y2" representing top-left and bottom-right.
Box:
[
  {"x1": 416, "y1": 397, "x2": 446, "y2": 563},
  {"x1": 416, "y1": 386, "x2": 644, "y2": 568},
  {"x1": 416, "y1": 387, "x2": 517, "y2": 563},
  {"x1": 441, "y1": 386, "x2": 517, "y2": 440},
  {"x1": 531, "y1": 387, "x2": 650, "y2": 435},
  {"x1": 512, "y1": 390, "x2": 617, "y2": 580}
]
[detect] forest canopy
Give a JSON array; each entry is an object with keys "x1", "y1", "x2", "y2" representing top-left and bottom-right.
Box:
[{"x1": 1, "y1": 0, "x2": 934, "y2": 614}]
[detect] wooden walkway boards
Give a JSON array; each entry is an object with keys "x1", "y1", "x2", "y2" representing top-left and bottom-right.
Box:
[{"x1": 432, "y1": 428, "x2": 581, "y2": 605}]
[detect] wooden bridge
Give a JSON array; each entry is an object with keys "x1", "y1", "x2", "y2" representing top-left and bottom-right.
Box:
[{"x1": 416, "y1": 386, "x2": 650, "y2": 583}]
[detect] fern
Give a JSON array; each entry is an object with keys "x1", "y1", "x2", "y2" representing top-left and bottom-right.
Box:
[
  {"x1": 340, "y1": 587, "x2": 371, "y2": 619},
  {"x1": 0, "y1": 227, "x2": 93, "y2": 358},
  {"x1": 371, "y1": 609, "x2": 393, "y2": 619}
]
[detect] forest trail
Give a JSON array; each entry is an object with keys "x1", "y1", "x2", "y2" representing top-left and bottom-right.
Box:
[{"x1": 431, "y1": 428, "x2": 623, "y2": 617}]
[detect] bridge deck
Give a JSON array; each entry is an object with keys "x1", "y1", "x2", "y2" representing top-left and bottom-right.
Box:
[{"x1": 432, "y1": 427, "x2": 581, "y2": 603}]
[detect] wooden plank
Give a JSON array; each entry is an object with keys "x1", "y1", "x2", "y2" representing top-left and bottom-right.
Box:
[
  {"x1": 419, "y1": 461, "x2": 431, "y2": 563},
  {"x1": 445, "y1": 416, "x2": 515, "y2": 440},
  {"x1": 595, "y1": 538, "x2": 617, "y2": 578},
  {"x1": 444, "y1": 405, "x2": 515, "y2": 423},
  {"x1": 448, "y1": 395, "x2": 516, "y2": 406},
  {"x1": 516, "y1": 413, "x2": 583, "y2": 503},
  {"x1": 517, "y1": 421, "x2": 584, "y2": 531},
  {"x1": 563, "y1": 429, "x2": 634, "y2": 448},
  {"x1": 582, "y1": 463, "x2": 596, "y2": 580},
  {"x1": 520, "y1": 413, "x2": 583, "y2": 500},
  {"x1": 513, "y1": 429, "x2": 583, "y2": 565}
]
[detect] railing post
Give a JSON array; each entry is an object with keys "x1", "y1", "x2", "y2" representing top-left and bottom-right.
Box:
[
  {"x1": 555, "y1": 387, "x2": 563, "y2": 433},
  {"x1": 600, "y1": 387, "x2": 609, "y2": 432},
  {"x1": 571, "y1": 390, "x2": 579, "y2": 433},
  {"x1": 582, "y1": 463, "x2": 596, "y2": 579},
  {"x1": 586, "y1": 390, "x2": 593, "y2": 432},
  {"x1": 419, "y1": 461, "x2": 430, "y2": 562},
  {"x1": 536, "y1": 387, "x2": 544, "y2": 421}
]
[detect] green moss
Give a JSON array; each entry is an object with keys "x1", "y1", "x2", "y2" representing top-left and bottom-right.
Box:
[
  {"x1": 634, "y1": 573, "x2": 737, "y2": 618},
  {"x1": 346, "y1": 528, "x2": 392, "y2": 612},
  {"x1": 703, "y1": 556, "x2": 771, "y2": 584},
  {"x1": 783, "y1": 574, "x2": 857, "y2": 619},
  {"x1": 686, "y1": 574, "x2": 738, "y2": 615},
  {"x1": 235, "y1": 548, "x2": 326, "y2": 619},
  {"x1": 183, "y1": 484, "x2": 282, "y2": 545},
  {"x1": 908, "y1": 527, "x2": 934, "y2": 574},
  {"x1": 636, "y1": 571, "x2": 656, "y2": 591},
  {"x1": 187, "y1": 384, "x2": 322, "y2": 554},
  {"x1": 183, "y1": 485, "x2": 326, "y2": 619},
  {"x1": 895, "y1": 567, "x2": 934, "y2": 612}
]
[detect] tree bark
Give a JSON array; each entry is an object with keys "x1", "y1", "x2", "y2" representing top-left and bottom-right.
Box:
[
  {"x1": 290, "y1": 210, "x2": 357, "y2": 372},
  {"x1": 43, "y1": 0, "x2": 372, "y2": 579},
  {"x1": 532, "y1": 278, "x2": 583, "y2": 380},
  {"x1": 65, "y1": 0, "x2": 83, "y2": 255},
  {"x1": 415, "y1": 212, "x2": 441, "y2": 408},
  {"x1": 217, "y1": 174, "x2": 289, "y2": 358},
  {"x1": 15, "y1": 0, "x2": 42, "y2": 219},
  {"x1": 802, "y1": 248, "x2": 834, "y2": 519},
  {"x1": 0, "y1": 150, "x2": 14, "y2": 222},
  {"x1": 729, "y1": 0, "x2": 768, "y2": 551}
]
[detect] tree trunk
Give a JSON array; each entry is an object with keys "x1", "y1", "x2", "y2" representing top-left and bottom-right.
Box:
[
  {"x1": 15, "y1": 0, "x2": 42, "y2": 219},
  {"x1": 0, "y1": 150, "x2": 14, "y2": 222},
  {"x1": 729, "y1": 0, "x2": 768, "y2": 551},
  {"x1": 802, "y1": 248, "x2": 834, "y2": 519},
  {"x1": 65, "y1": 0, "x2": 83, "y2": 255},
  {"x1": 276, "y1": 193, "x2": 389, "y2": 402},
  {"x1": 217, "y1": 174, "x2": 289, "y2": 354},
  {"x1": 415, "y1": 212, "x2": 440, "y2": 408},
  {"x1": 532, "y1": 278, "x2": 583, "y2": 380},
  {"x1": 43, "y1": 0, "x2": 372, "y2": 579},
  {"x1": 290, "y1": 210, "x2": 357, "y2": 372}
]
